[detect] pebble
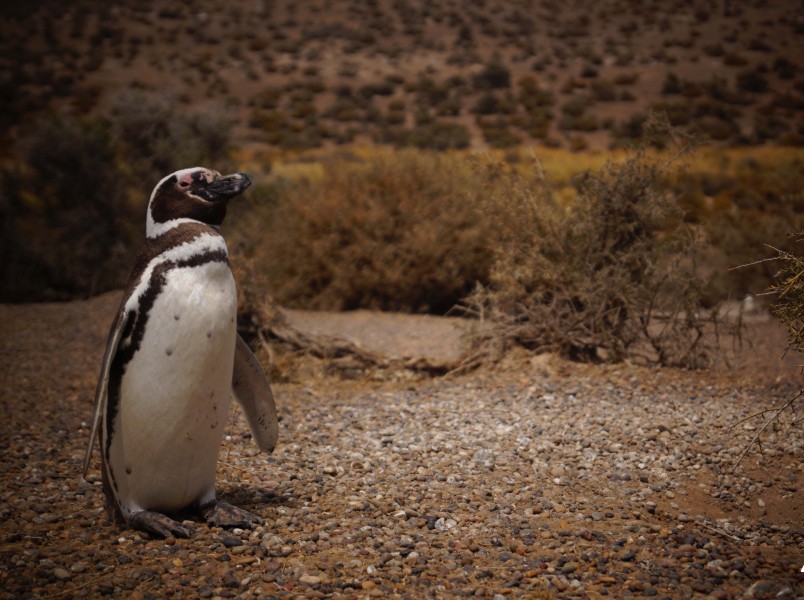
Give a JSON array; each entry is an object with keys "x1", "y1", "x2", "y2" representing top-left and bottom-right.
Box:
[
  {"x1": 221, "y1": 535, "x2": 242, "y2": 548},
  {"x1": 2, "y1": 299, "x2": 799, "y2": 600},
  {"x1": 561, "y1": 561, "x2": 578, "y2": 574},
  {"x1": 299, "y1": 574, "x2": 322, "y2": 585}
]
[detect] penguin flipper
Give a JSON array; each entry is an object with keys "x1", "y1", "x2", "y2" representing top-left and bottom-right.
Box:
[
  {"x1": 83, "y1": 309, "x2": 129, "y2": 478},
  {"x1": 232, "y1": 334, "x2": 278, "y2": 453}
]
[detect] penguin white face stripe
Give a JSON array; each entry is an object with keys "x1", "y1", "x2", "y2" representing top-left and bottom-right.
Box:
[
  {"x1": 145, "y1": 168, "x2": 250, "y2": 237},
  {"x1": 147, "y1": 168, "x2": 200, "y2": 239}
]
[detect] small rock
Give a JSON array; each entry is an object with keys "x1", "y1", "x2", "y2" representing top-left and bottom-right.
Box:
[
  {"x1": 744, "y1": 580, "x2": 776, "y2": 598},
  {"x1": 435, "y1": 517, "x2": 457, "y2": 531},
  {"x1": 221, "y1": 535, "x2": 242, "y2": 548},
  {"x1": 561, "y1": 561, "x2": 578, "y2": 574},
  {"x1": 549, "y1": 576, "x2": 568, "y2": 592}
]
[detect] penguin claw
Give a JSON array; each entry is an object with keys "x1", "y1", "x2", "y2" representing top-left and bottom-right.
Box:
[
  {"x1": 201, "y1": 500, "x2": 264, "y2": 529},
  {"x1": 128, "y1": 511, "x2": 195, "y2": 539}
]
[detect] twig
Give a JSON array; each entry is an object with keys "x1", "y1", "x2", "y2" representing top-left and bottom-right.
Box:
[
  {"x1": 730, "y1": 389, "x2": 802, "y2": 473},
  {"x1": 699, "y1": 520, "x2": 743, "y2": 543},
  {"x1": 42, "y1": 574, "x2": 110, "y2": 599}
]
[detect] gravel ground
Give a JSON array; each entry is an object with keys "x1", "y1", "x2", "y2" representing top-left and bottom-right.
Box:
[{"x1": 0, "y1": 293, "x2": 802, "y2": 599}]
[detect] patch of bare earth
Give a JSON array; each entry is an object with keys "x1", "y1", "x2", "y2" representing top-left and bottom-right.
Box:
[{"x1": 0, "y1": 293, "x2": 801, "y2": 599}]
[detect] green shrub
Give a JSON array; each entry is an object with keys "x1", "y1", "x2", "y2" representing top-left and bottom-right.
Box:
[
  {"x1": 477, "y1": 117, "x2": 523, "y2": 148},
  {"x1": 409, "y1": 121, "x2": 471, "y2": 150},
  {"x1": 473, "y1": 56, "x2": 512, "y2": 90},
  {"x1": 2, "y1": 95, "x2": 237, "y2": 300},
  {"x1": 107, "y1": 91, "x2": 234, "y2": 186},
  {"x1": 661, "y1": 72, "x2": 682, "y2": 95},
  {"x1": 591, "y1": 79, "x2": 618, "y2": 102},
  {"x1": 736, "y1": 68, "x2": 769, "y2": 94},
  {"x1": 518, "y1": 76, "x2": 555, "y2": 112},
  {"x1": 1, "y1": 117, "x2": 136, "y2": 300}
]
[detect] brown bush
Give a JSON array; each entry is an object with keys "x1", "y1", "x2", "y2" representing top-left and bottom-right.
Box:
[
  {"x1": 463, "y1": 120, "x2": 720, "y2": 367},
  {"x1": 767, "y1": 233, "x2": 804, "y2": 354},
  {"x1": 237, "y1": 151, "x2": 494, "y2": 314}
]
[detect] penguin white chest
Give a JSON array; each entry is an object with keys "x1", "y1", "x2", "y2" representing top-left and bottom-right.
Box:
[{"x1": 118, "y1": 261, "x2": 237, "y2": 512}]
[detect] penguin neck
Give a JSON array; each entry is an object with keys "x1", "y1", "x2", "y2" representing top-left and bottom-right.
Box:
[{"x1": 146, "y1": 211, "x2": 222, "y2": 239}]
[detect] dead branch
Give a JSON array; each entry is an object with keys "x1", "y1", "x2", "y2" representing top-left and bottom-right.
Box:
[{"x1": 730, "y1": 388, "x2": 802, "y2": 473}]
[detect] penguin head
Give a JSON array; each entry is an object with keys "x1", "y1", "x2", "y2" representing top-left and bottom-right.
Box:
[{"x1": 146, "y1": 167, "x2": 251, "y2": 237}]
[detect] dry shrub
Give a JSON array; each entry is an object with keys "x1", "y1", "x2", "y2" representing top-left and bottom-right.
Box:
[
  {"x1": 766, "y1": 233, "x2": 804, "y2": 354},
  {"x1": 240, "y1": 151, "x2": 493, "y2": 314},
  {"x1": 699, "y1": 156, "x2": 803, "y2": 303},
  {"x1": 2, "y1": 94, "x2": 235, "y2": 301},
  {"x1": 464, "y1": 124, "x2": 719, "y2": 367},
  {"x1": 1, "y1": 116, "x2": 136, "y2": 301}
]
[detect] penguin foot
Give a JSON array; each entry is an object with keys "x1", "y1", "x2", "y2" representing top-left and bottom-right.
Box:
[
  {"x1": 128, "y1": 511, "x2": 194, "y2": 539},
  {"x1": 201, "y1": 500, "x2": 264, "y2": 529}
]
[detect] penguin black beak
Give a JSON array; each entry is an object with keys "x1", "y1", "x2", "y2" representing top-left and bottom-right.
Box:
[{"x1": 200, "y1": 172, "x2": 252, "y2": 202}]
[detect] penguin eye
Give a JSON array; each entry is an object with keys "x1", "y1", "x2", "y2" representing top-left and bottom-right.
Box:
[{"x1": 178, "y1": 180, "x2": 190, "y2": 189}]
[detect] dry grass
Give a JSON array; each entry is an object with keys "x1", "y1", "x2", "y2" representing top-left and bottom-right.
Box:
[
  {"x1": 766, "y1": 233, "x2": 804, "y2": 355},
  {"x1": 234, "y1": 150, "x2": 493, "y2": 314},
  {"x1": 461, "y1": 123, "x2": 725, "y2": 368}
]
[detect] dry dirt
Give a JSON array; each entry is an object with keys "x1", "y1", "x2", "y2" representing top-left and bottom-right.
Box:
[{"x1": 0, "y1": 292, "x2": 802, "y2": 599}]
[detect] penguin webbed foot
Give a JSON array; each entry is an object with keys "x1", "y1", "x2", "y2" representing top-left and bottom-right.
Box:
[
  {"x1": 128, "y1": 510, "x2": 195, "y2": 539},
  {"x1": 201, "y1": 500, "x2": 264, "y2": 529}
]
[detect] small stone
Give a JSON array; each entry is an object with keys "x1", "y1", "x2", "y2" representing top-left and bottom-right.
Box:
[
  {"x1": 221, "y1": 535, "x2": 241, "y2": 548},
  {"x1": 549, "y1": 576, "x2": 568, "y2": 592},
  {"x1": 745, "y1": 580, "x2": 776, "y2": 598},
  {"x1": 299, "y1": 574, "x2": 322, "y2": 585},
  {"x1": 53, "y1": 567, "x2": 70, "y2": 580},
  {"x1": 435, "y1": 517, "x2": 457, "y2": 531},
  {"x1": 561, "y1": 561, "x2": 577, "y2": 574}
]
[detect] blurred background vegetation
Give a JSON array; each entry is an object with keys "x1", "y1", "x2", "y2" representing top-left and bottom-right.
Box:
[{"x1": 1, "y1": 0, "x2": 801, "y2": 366}]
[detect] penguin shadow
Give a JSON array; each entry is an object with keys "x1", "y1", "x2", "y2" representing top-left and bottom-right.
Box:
[{"x1": 216, "y1": 483, "x2": 296, "y2": 513}]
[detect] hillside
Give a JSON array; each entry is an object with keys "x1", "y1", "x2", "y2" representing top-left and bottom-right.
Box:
[{"x1": 1, "y1": 0, "x2": 801, "y2": 152}]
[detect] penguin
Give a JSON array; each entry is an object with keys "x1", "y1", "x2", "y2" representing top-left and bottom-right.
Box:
[{"x1": 83, "y1": 167, "x2": 278, "y2": 539}]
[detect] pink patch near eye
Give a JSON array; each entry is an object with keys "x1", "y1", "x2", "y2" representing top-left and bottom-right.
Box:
[{"x1": 178, "y1": 173, "x2": 194, "y2": 187}]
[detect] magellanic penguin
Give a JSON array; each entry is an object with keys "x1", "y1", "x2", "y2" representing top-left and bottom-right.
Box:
[{"x1": 83, "y1": 167, "x2": 278, "y2": 539}]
